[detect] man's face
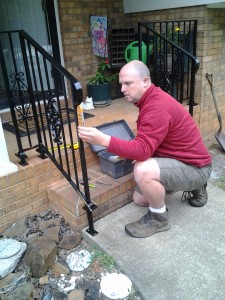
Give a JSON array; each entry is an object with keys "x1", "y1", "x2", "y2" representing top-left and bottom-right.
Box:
[{"x1": 119, "y1": 70, "x2": 146, "y2": 104}]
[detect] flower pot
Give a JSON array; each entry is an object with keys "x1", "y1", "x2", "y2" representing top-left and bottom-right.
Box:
[{"x1": 87, "y1": 83, "x2": 111, "y2": 107}]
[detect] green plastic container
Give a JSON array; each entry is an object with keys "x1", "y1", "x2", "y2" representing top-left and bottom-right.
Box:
[{"x1": 125, "y1": 41, "x2": 153, "y2": 64}]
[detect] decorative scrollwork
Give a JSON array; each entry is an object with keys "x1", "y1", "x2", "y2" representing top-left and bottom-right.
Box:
[
  {"x1": 159, "y1": 75, "x2": 171, "y2": 94},
  {"x1": 10, "y1": 72, "x2": 33, "y2": 123},
  {"x1": 173, "y1": 48, "x2": 183, "y2": 82},
  {"x1": 46, "y1": 93, "x2": 62, "y2": 145},
  {"x1": 155, "y1": 48, "x2": 183, "y2": 95}
]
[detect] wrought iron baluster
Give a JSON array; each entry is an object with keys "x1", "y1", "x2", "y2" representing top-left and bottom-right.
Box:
[{"x1": 46, "y1": 93, "x2": 62, "y2": 145}]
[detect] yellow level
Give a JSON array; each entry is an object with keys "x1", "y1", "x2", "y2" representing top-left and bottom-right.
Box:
[{"x1": 48, "y1": 142, "x2": 79, "y2": 151}]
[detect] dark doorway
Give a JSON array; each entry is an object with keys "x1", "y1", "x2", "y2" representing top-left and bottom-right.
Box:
[{"x1": 0, "y1": 0, "x2": 62, "y2": 110}]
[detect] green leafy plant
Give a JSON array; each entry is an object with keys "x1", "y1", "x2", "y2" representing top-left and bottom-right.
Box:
[
  {"x1": 167, "y1": 27, "x2": 181, "y2": 43},
  {"x1": 88, "y1": 59, "x2": 118, "y2": 85},
  {"x1": 157, "y1": 26, "x2": 184, "y2": 54},
  {"x1": 166, "y1": 27, "x2": 184, "y2": 53}
]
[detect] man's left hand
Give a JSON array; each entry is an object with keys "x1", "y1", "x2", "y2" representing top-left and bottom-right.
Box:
[{"x1": 77, "y1": 126, "x2": 111, "y2": 147}]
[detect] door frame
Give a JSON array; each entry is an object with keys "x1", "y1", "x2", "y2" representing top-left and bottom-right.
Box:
[{"x1": 46, "y1": 0, "x2": 65, "y2": 67}]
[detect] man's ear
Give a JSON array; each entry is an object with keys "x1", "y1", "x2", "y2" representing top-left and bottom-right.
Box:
[{"x1": 143, "y1": 77, "x2": 150, "y2": 87}]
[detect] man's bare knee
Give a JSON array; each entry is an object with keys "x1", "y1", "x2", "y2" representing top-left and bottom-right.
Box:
[{"x1": 134, "y1": 158, "x2": 160, "y2": 184}]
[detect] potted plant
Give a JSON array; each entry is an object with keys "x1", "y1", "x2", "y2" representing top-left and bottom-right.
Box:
[
  {"x1": 165, "y1": 27, "x2": 184, "y2": 72},
  {"x1": 156, "y1": 27, "x2": 183, "y2": 72},
  {"x1": 87, "y1": 59, "x2": 118, "y2": 107}
]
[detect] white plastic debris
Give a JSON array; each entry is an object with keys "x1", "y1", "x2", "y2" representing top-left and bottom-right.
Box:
[
  {"x1": 100, "y1": 273, "x2": 132, "y2": 299},
  {"x1": 57, "y1": 274, "x2": 78, "y2": 292},
  {"x1": 66, "y1": 250, "x2": 91, "y2": 271},
  {"x1": 81, "y1": 97, "x2": 94, "y2": 110}
]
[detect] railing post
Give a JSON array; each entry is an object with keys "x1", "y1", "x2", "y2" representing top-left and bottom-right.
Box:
[
  {"x1": 189, "y1": 58, "x2": 199, "y2": 116},
  {"x1": 71, "y1": 81, "x2": 98, "y2": 236}
]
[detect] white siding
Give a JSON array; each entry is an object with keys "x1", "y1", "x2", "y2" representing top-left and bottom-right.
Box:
[{"x1": 123, "y1": 0, "x2": 225, "y2": 13}]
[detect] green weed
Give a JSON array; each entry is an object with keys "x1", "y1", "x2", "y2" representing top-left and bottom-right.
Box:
[{"x1": 90, "y1": 248, "x2": 116, "y2": 271}]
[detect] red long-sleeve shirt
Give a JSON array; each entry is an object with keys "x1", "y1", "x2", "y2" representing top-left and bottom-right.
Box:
[{"x1": 108, "y1": 84, "x2": 212, "y2": 167}]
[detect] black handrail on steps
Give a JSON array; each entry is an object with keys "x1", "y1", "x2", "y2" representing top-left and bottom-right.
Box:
[
  {"x1": 0, "y1": 30, "x2": 98, "y2": 236},
  {"x1": 137, "y1": 21, "x2": 200, "y2": 116}
]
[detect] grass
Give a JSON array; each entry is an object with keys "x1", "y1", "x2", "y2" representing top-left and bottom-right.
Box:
[
  {"x1": 214, "y1": 176, "x2": 225, "y2": 191},
  {"x1": 90, "y1": 247, "x2": 116, "y2": 271},
  {"x1": 88, "y1": 246, "x2": 143, "y2": 299}
]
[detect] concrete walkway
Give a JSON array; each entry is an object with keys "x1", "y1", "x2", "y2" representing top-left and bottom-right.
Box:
[{"x1": 82, "y1": 182, "x2": 225, "y2": 300}]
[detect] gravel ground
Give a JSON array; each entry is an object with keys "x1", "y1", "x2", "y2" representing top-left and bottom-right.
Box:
[{"x1": 7, "y1": 211, "x2": 142, "y2": 300}]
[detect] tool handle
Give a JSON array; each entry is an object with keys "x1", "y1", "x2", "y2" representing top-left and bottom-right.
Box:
[{"x1": 206, "y1": 73, "x2": 223, "y2": 132}]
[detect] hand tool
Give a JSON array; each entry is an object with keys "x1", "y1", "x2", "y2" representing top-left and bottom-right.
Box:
[{"x1": 206, "y1": 73, "x2": 225, "y2": 151}]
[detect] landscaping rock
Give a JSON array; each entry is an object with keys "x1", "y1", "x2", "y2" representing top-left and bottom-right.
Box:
[
  {"x1": 68, "y1": 288, "x2": 85, "y2": 300},
  {"x1": 38, "y1": 215, "x2": 62, "y2": 231},
  {"x1": 50, "y1": 260, "x2": 70, "y2": 276},
  {"x1": 23, "y1": 236, "x2": 57, "y2": 278},
  {"x1": 2, "y1": 219, "x2": 28, "y2": 238},
  {"x1": 0, "y1": 272, "x2": 22, "y2": 292},
  {"x1": 41, "y1": 284, "x2": 68, "y2": 300},
  {"x1": 39, "y1": 275, "x2": 49, "y2": 285},
  {"x1": 59, "y1": 233, "x2": 81, "y2": 250},
  {"x1": 3, "y1": 281, "x2": 34, "y2": 300},
  {"x1": 43, "y1": 226, "x2": 60, "y2": 244}
]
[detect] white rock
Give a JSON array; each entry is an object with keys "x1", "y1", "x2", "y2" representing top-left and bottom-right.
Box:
[{"x1": 0, "y1": 239, "x2": 27, "y2": 278}]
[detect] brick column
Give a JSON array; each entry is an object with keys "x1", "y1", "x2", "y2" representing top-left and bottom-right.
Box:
[{"x1": 0, "y1": 117, "x2": 18, "y2": 176}]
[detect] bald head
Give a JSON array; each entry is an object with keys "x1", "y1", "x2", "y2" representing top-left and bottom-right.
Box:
[
  {"x1": 119, "y1": 60, "x2": 151, "y2": 104},
  {"x1": 120, "y1": 60, "x2": 150, "y2": 80}
]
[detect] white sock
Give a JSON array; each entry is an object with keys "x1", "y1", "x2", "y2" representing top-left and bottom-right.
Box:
[{"x1": 149, "y1": 205, "x2": 166, "y2": 213}]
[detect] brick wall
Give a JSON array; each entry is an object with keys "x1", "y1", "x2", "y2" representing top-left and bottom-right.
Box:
[
  {"x1": 0, "y1": 148, "x2": 135, "y2": 234},
  {"x1": 197, "y1": 8, "x2": 225, "y2": 142},
  {"x1": 58, "y1": 1, "x2": 225, "y2": 142},
  {"x1": 0, "y1": 143, "x2": 99, "y2": 233},
  {"x1": 0, "y1": 158, "x2": 64, "y2": 233}
]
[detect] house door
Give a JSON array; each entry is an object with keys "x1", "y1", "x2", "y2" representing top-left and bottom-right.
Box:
[{"x1": 0, "y1": 0, "x2": 62, "y2": 110}]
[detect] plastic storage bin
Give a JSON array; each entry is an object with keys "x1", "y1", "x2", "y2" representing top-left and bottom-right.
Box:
[{"x1": 89, "y1": 120, "x2": 135, "y2": 179}]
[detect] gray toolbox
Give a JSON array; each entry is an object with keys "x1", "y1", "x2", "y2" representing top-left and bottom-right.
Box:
[{"x1": 89, "y1": 120, "x2": 135, "y2": 179}]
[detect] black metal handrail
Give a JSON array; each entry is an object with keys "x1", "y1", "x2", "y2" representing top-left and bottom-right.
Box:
[
  {"x1": 0, "y1": 30, "x2": 97, "y2": 235},
  {"x1": 137, "y1": 21, "x2": 199, "y2": 115}
]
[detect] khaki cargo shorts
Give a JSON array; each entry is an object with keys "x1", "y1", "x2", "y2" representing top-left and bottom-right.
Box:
[{"x1": 136, "y1": 158, "x2": 212, "y2": 193}]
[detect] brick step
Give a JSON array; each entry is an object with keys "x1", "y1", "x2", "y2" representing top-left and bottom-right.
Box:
[{"x1": 47, "y1": 164, "x2": 135, "y2": 232}]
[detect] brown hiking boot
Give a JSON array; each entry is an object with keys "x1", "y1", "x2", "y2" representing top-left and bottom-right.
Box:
[
  {"x1": 182, "y1": 183, "x2": 208, "y2": 207},
  {"x1": 125, "y1": 209, "x2": 171, "y2": 238}
]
